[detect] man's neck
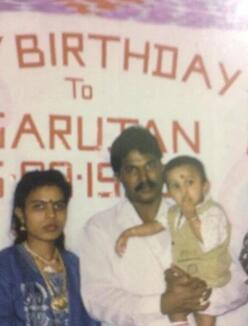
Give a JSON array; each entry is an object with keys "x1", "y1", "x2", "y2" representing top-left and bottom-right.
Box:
[{"x1": 132, "y1": 196, "x2": 162, "y2": 224}]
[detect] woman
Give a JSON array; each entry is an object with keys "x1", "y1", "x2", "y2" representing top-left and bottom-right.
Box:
[{"x1": 0, "y1": 169, "x2": 98, "y2": 325}]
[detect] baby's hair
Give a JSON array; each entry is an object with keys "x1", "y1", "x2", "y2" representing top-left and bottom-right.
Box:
[{"x1": 164, "y1": 155, "x2": 208, "y2": 183}]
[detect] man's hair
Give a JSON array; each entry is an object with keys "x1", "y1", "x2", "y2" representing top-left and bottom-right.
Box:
[
  {"x1": 164, "y1": 155, "x2": 208, "y2": 183},
  {"x1": 110, "y1": 126, "x2": 162, "y2": 175},
  {"x1": 12, "y1": 169, "x2": 71, "y2": 248}
]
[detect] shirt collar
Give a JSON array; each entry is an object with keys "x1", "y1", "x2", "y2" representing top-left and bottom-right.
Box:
[{"x1": 119, "y1": 197, "x2": 170, "y2": 227}]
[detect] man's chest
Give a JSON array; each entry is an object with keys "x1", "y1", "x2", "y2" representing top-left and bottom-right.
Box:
[{"x1": 112, "y1": 231, "x2": 172, "y2": 294}]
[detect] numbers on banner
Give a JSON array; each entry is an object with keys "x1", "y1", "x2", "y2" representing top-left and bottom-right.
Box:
[
  {"x1": 20, "y1": 161, "x2": 72, "y2": 183},
  {"x1": 0, "y1": 160, "x2": 120, "y2": 199}
]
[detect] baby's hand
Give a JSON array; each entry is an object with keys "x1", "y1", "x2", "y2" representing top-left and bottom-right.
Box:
[
  {"x1": 115, "y1": 234, "x2": 128, "y2": 257},
  {"x1": 181, "y1": 195, "x2": 197, "y2": 219}
]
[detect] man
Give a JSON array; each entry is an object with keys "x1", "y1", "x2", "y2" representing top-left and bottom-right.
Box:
[{"x1": 80, "y1": 126, "x2": 248, "y2": 326}]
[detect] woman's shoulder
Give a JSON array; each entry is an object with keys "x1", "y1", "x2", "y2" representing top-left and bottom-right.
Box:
[
  {"x1": 0, "y1": 246, "x2": 20, "y2": 278},
  {"x1": 61, "y1": 249, "x2": 79, "y2": 265},
  {"x1": 61, "y1": 250, "x2": 81, "y2": 280},
  {"x1": 0, "y1": 245, "x2": 16, "y2": 260}
]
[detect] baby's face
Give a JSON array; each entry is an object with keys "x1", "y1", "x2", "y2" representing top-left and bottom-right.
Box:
[{"x1": 166, "y1": 164, "x2": 209, "y2": 207}]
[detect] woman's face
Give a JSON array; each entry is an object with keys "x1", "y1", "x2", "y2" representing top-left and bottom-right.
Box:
[{"x1": 16, "y1": 185, "x2": 67, "y2": 244}]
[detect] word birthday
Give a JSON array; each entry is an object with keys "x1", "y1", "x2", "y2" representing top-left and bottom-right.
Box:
[{"x1": 1, "y1": 33, "x2": 242, "y2": 95}]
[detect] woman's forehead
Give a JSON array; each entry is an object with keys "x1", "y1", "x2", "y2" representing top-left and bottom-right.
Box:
[{"x1": 25, "y1": 185, "x2": 64, "y2": 202}]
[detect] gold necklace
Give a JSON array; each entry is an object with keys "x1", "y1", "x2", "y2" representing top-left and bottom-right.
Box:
[
  {"x1": 40, "y1": 253, "x2": 69, "y2": 312},
  {"x1": 24, "y1": 242, "x2": 58, "y2": 266},
  {"x1": 24, "y1": 243, "x2": 69, "y2": 311}
]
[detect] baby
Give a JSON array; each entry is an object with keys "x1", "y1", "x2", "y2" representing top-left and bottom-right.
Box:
[{"x1": 115, "y1": 155, "x2": 231, "y2": 326}]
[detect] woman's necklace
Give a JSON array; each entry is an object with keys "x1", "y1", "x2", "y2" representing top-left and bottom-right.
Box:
[
  {"x1": 24, "y1": 242, "x2": 69, "y2": 311},
  {"x1": 39, "y1": 252, "x2": 69, "y2": 312},
  {"x1": 24, "y1": 242, "x2": 58, "y2": 271}
]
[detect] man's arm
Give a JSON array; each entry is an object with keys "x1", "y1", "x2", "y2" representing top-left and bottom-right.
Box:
[
  {"x1": 115, "y1": 221, "x2": 164, "y2": 256},
  {"x1": 80, "y1": 220, "x2": 211, "y2": 325},
  {"x1": 80, "y1": 221, "x2": 167, "y2": 325}
]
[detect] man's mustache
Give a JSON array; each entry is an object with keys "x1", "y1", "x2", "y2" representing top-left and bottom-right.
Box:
[{"x1": 135, "y1": 180, "x2": 157, "y2": 192}]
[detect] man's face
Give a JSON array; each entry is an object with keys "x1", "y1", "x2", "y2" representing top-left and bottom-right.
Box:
[{"x1": 117, "y1": 150, "x2": 164, "y2": 204}]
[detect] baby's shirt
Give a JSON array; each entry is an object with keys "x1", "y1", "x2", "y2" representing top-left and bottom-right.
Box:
[
  {"x1": 167, "y1": 198, "x2": 231, "y2": 287},
  {"x1": 173, "y1": 196, "x2": 229, "y2": 252},
  {"x1": 157, "y1": 196, "x2": 229, "y2": 252}
]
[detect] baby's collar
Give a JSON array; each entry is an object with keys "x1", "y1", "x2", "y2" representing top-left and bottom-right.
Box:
[{"x1": 195, "y1": 193, "x2": 213, "y2": 215}]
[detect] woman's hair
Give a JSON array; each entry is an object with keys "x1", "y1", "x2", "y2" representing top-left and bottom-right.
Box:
[{"x1": 12, "y1": 169, "x2": 72, "y2": 249}]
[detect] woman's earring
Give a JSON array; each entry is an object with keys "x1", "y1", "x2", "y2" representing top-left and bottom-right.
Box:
[{"x1": 20, "y1": 223, "x2": 26, "y2": 232}]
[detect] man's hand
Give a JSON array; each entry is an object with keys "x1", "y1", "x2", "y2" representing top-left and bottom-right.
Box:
[
  {"x1": 115, "y1": 233, "x2": 128, "y2": 257},
  {"x1": 160, "y1": 265, "x2": 211, "y2": 317}
]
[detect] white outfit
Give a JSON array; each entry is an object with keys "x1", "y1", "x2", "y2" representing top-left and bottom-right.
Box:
[
  {"x1": 215, "y1": 225, "x2": 248, "y2": 325},
  {"x1": 79, "y1": 198, "x2": 248, "y2": 326}
]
